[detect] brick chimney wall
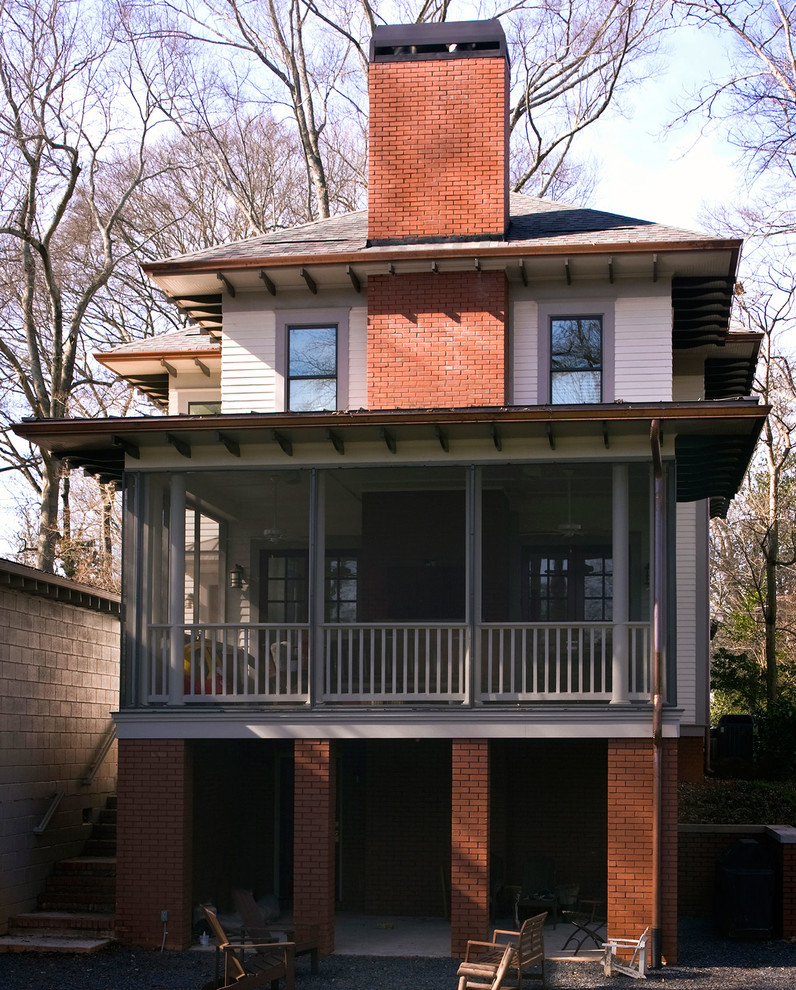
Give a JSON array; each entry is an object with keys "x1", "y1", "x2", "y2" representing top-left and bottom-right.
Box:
[
  {"x1": 368, "y1": 270, "x2": 508, "y2": 408},
  {"x1": 367, "y1": 23, "x2": 510, "y2": 408},
  {"x1": 367, "y1": 25, "x2": 509, "y2": 242}
]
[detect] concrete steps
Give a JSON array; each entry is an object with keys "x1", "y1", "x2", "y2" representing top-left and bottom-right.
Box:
[{"x1": 0, "y1": 798, "x2": 117, "y2": 954}]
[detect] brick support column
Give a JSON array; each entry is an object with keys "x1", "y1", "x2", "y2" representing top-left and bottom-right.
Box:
[
  {"x1": 115, "y1": 739, "x2": 193, "y2": 949},
  {"x1": 294, "y1": 740, "x2": 335, "y2": 955},
  {"x1": 678, "y1": 735, "x2": 705, "y2": 783},
  {"x1": 782, "y1": 841, "x2": 796, "y2": 938},
  {"x1": 769, "y1": 827, "x2": 796, "y2": 938},
  {"x1": 451, "y1": 739, "x2": 490, "y2": 958},
  {"x1": 607, "y1": 738, "x2": 678, "y2": 963}
]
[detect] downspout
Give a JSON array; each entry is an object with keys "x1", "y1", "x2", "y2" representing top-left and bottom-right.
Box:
[{"x1": 650, "y1": 420, "x2": 664, "y2": 968}]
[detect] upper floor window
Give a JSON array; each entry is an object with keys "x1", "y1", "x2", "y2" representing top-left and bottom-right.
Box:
[
  {"x1": 287, "y1": 324, "x2": 337, "y2": 411},
  {"x1": 188, "y1": 401, "x2": 222, "y2": 416},
  {"x1": 550, "y1": 316, "x2": 602, "y2": 403}
]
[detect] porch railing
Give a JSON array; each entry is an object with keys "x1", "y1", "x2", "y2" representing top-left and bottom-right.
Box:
[
  {"x1": 479, "y1": 623, "x2": 650, "y2": 701},
  {"x1": 322, "y1": 624, "x2": 467, "y2": 701},
  {"x1": 143, "y1": 621, "x2": 650, "y2": 706},
  {"x1": 146, "y1": 623, "x2": 310, "y2": 703}
]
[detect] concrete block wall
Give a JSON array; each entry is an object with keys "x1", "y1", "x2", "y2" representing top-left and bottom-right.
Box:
[
  {"x1": 368, "y1": 272, "x2": 508, "y2": 408},
  {"x1": 0, "y1": 572, "x2": 119, "y2": 933}
]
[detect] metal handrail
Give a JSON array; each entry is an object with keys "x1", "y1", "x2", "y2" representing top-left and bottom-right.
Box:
[
  {"x1": 33, "y1": 790, "x2": 64, "y2": 835},
  {"x1": 82, "y1": 721, "x2": 117, "y2": 785}
]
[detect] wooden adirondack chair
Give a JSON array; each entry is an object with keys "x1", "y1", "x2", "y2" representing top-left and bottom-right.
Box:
[
  {"x1": 457, "y1": 941, "x2": 515, "y2": 990},
  {"x1": 203, "y1": 906, "x2": 295, "y2": 990},
  {"x1": 457, "y1": 912, "x2": 547, "y2": 990},
  {"x1": 602, "y1": 927, "x2": 649, "y2": 979},
  {"x1": 232, "y1": 888, "x2": 320, "y2": 974}
]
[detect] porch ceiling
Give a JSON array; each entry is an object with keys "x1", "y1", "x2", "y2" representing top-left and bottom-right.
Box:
[{"x1": 15, "y1": 401, "x2": 767, "y2": 515}]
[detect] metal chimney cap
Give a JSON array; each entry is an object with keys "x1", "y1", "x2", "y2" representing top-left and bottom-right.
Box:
[{"x1": 370, "y1": 19, "x2": 507, "y2": 63}]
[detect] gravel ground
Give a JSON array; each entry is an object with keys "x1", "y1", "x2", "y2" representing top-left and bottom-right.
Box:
[{"x1": 0, "y1": 920, "x2": 793, "y2": 990}]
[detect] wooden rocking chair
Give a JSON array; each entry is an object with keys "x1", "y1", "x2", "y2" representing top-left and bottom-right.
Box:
[
  {"x1": 202, "y1": 906, "x2": 295, "y2": 990},
  {"x1": 602, "y1": 927, "x2": 649, "y2": 979}
]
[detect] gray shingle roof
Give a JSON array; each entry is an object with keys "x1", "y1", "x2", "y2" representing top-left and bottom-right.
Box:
[
  {"x1": 100, "y1": 326, "x2": 221, "y2": 357},
  {"x1": 146, "y1": 194, "x2": 720, "y2": 269}
]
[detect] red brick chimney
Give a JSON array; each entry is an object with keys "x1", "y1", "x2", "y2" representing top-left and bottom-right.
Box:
[{"x1": 368, "y1": 20, "x2": 509, "y2": 243}]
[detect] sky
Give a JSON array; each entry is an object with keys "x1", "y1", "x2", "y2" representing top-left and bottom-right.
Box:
[
  {"x1": 0, "y1": 15, "x2": 753, "y2": 560},
  {"x1": 584, "y1": 21, "x2": 743, "y2": 231}
]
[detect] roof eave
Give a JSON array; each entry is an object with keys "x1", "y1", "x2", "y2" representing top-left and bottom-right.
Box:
[{"x1": 141, "y1": 237, "x2": 743, "y2": 279}]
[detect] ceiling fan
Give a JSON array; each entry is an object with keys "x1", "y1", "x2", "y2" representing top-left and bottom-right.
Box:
[{"x1": 518, "y1": 470, "x2": 584, "y2": 539}]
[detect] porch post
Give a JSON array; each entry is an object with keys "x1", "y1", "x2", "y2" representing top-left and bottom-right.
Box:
[
  {"x1": 168, "y1": 474, "x2": 186, "y2": 705},
  {"x1": 466, "y1": 466, "x2": 480, "y2": 707},
  {"x1": 611, "y1": 464, "x2": 629, "y2": 703},
  {"x1": 309, "y1": 469, "x2": 323, "y2": 706}
]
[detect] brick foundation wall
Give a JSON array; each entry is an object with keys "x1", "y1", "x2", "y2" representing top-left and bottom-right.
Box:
[
  {"x1": 368, "y1": 271, "x2": 508, "y2": 408},
  {"x1": 294, "y1": 740, "x2": 335, "y2": 955},
  {"x1": 678, "y1": 735, "x2": 705, "y2": 783},
  {"x1": 607, "y1": 738, "x2": 678, "y2": 963},
  {"x1": 451, "y1": 739, "x2": 490, "y2": 957},
  {"x1": 368, "y1": 56, "x2": 508, "y2": 241},
  {"x1": 116, "y1": 739, "x2": 193, "y2": 948},
  {"x1": 364, "y1": 741, "x2": 451, "y2": 915},
  {"x1": 679, "y1": 825, "x2": 796, "y2": 938},
  {"x1": 494, "y1": 740, "x2": 607, "y2": 904},
  {"x1": 0, "y1": 578, "x2": 119, "y2": 934}
]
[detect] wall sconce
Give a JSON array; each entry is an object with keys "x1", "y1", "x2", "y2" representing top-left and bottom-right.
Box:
[{"x1": 228, "y1": 564, "x2": 247, "y2": 589}]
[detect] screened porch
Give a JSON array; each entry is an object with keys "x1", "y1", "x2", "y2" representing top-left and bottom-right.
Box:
[{"x1": 123, "y1": 462, "x2": 655, "y2": 709}]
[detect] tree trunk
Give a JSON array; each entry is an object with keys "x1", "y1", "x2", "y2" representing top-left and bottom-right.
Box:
[
  {"x1": 36, "y1": 453, "x2": 62, "y2": 573},
  {"x1": 765, "y1": 464, "x2": 779, "y2": 702}
]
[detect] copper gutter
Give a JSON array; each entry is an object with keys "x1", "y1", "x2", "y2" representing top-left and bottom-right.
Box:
[
  {"x1": 14, "y1": 400, "x2": 768, "y2": 443},
  {"x1": 650, "y1": 419, "x2": 664, "y2": 968},
  {"x1": 94, "y1": 349, "x2": 220, "y2": 364}
]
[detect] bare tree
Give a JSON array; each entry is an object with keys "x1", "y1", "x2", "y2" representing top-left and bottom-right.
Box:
[
  {"x1": 711, "y1": 272, "x2": 796, "y2": 703},
  {"x1": 675, "y1": 2, "x2": 796, "y2": 173},
  {"x1": 128, "y1": 0, "x2": 366, "y2": 222},
  {"x1": 674, "y1": 1, "x2": 796, "y2": 239},
  {"x1": 132, "y1": 1, "x2": 667, "y2": 213},
  {"x1": 0, "y1": 0, "x2": 159, "y2": 571}
]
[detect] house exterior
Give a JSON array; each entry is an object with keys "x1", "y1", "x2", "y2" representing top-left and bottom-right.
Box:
[{"x1": 16, "y1": 20, "x2": 767, "y2": 964}]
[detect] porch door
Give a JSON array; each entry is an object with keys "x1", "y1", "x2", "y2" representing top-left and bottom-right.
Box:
[
  {"x1": 525, "y1": 548, "x2": 613, "y2": 621},
  {"x1": 259, "y1": 550, "x2": 309, "y2": 623}
]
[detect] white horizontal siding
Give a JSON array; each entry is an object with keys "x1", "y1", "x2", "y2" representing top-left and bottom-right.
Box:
[
  {"x1": 222, "y1": 303, "x2": 278, "y2": 413},
  {"x1": 512, "y1": 299, "x2": 538, "y2": 405},
  {"x1": 614, "y1": 288, "x2": 672, "y2": 401},
  {"x1": 348, "y1": 306, "x2": 368, "y2": 409},
  {"x1": 675, "y1": 500, "x2": 698, "y2": 724}
]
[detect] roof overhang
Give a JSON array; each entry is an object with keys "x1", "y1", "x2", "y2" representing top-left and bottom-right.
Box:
[
  {"x1": 94, "y1": 348, "x2": 221, "y2": 409},
  {"x1": 15, "y1": 401, "x2": 767, "y2": 517}
]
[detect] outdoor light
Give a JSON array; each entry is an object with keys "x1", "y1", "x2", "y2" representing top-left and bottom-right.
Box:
[{"x1": 228, "y1": 564, "x2": 246, "y2": 589}]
